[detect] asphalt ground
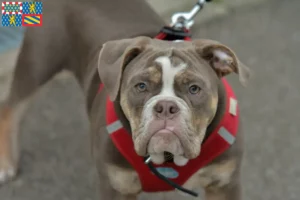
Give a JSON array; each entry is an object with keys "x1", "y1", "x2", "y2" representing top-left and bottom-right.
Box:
[{"x1": 1, "y1": 0, "x2": 300, "y2": 199}]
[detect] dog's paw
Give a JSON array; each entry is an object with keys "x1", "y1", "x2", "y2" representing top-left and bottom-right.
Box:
[{"x1": 0, "y1": 163, "x2": 17, "y2": 185}]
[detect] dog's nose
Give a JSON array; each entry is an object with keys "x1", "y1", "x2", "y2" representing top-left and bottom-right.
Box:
[{"x1": 154, "y1": 100, "x2": 179, "y2": 118}]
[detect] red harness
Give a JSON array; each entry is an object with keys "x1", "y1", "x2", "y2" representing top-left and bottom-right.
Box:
[{"x1": 98, "y1": 29, "x2": 239, "y2": 193}]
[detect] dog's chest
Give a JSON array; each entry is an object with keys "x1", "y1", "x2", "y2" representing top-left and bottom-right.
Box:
[{"x1": 106, "y1": 158, "x2": 236, "y2": 195}]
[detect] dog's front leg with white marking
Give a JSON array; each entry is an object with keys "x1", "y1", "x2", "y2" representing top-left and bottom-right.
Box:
[
  {"x1": 0, "y1": 105, "x2": 18, "y2": 184},
  {"x1": 204, "y1": 181, "x2": 242, "y2": 200}
]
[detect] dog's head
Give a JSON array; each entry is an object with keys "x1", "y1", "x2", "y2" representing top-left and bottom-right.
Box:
[{"x1": 98, "y1": 36, "x2": 250, "y2": 166}]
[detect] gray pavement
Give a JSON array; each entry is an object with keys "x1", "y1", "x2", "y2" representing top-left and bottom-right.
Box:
[{"x1": 1, "y1": 0, "x2": 300, "y2": 199}]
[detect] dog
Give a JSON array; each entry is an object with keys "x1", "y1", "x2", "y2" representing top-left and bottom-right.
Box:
[{"x1": 0, "y1": 0, "x2": 251, "y2": 199}]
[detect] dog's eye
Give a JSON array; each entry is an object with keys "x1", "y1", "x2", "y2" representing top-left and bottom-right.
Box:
[
  {"x1": 136, "y1": 82, "x2": 147, "y2": 92},
  {"x1": 189, "y1": 85, "x2": 201, "y2": 94}
]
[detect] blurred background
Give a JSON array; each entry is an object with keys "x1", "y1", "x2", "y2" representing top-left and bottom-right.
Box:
[{"x1": 0, "y1": 0, "x2": 299, "y2": 199}]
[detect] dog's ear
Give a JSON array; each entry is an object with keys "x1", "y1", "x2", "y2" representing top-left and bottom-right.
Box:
[
  {"x1": 193, "y1": 39, "x2": 251, "y2": 86},
  {"x1": 98, "y1": 36, "x2": 151, "y2": 101}
]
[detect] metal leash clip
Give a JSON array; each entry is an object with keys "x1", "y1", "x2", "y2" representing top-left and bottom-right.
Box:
[{"x1": 171, "y1": 0, "x2": 211, "y2": 29}]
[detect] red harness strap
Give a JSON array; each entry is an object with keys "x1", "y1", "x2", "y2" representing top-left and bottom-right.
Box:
[
  {"x1": 98, "y1": 28, "x2": 239, "y2": 192},
  {"x1": 155, "y1": 27, "x2": 191, "y2": 41}
]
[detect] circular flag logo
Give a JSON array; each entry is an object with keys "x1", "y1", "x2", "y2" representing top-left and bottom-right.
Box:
[{"x1": 155, "y1": 167, "x2": 179, "y2": 179}]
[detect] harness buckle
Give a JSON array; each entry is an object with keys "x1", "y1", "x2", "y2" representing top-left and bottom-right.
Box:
[{"x1": 171, "y1": 0, "x2": 208, "y2": 30}]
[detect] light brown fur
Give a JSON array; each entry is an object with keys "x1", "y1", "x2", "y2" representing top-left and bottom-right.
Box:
[
  {"x1": 0, "y1": 107, "x2": 13, "y2": 168},
  {"x1": 148, "y1": 66, "x2": 162, "y2": 84}
]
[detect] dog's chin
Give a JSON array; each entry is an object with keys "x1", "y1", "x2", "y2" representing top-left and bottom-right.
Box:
[
  {"x1": 133, "y1": 123, "x2": 202, "y2": 166},
  {"x1": 146, "y1": 129, "x2": 191, "y2": 166}
]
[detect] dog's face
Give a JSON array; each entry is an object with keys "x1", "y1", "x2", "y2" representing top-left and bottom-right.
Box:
[
  {"x1": 120, "y1": 54, "x2": 219, "y2": 166},
  {"x1": 98, "y1": 37, "x2": 250, "y2": 166}
]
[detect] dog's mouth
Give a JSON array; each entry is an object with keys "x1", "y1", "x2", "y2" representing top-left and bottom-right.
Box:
[
  {"x1": 145, "y1": 128, "x2": 191, "y2": 166},
  {"x1": 135, "y1": 106, "x2": 202, "y2": 163},
  {"x1": 148, "y1": 150, "x2": 189, "y2": 166},
  {"x1": 164, "y1": 151, "x2": 174, "y2": 162}
]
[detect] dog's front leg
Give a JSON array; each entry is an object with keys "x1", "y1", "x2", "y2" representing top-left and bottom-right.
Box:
[
  {"x1": 98, "y1": 186, "x2": 137, "y2": 200},
  {"x1": 97, "y1": 165, "x2": 139, "y2": 200},
  {"x1": 0, "y1": 7, "x2": 68, "y2": 183},
  {"x1": 101, "y1": 193, "x2": 137, "y2": 200},
  {"x1": 204, "y1": 181, "x2": 242, "y2": 200}
]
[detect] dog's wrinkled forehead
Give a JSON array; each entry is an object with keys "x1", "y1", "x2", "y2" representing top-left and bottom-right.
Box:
[
  {"x1": 97, "y1": 36, "x2": 250, "y2": 101},
  {"x1": 154, "y1": 56, "x2": 192, "y2": 96},
  {"x1": 121, "y1": 44, "x2": 212, "y2": 93}
]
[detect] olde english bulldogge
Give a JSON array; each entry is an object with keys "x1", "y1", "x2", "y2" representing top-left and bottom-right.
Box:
[{"x1": 0, "y1": 0, "x2": 251, "y2": 199}]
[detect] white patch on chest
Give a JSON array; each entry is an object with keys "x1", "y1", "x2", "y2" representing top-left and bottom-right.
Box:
[
  {"x1": 155, "y1": 56, "x2": 187, "y2": 97},
  {"x1": 182, "y1": 159, "x2": 237, "y2": 191},
  {"x1": 106, "y1": 164, "x2": 142, "y2": 195}
]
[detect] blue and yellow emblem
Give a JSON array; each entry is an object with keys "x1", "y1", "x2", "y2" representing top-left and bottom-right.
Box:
[
  {"x1": 1, "y1": 14, "x2": 22, "y2": 26},
  {"x1": 1, "y1": 2, "x2": 43, "y2": 27},
  {"x1": 22, "y1": 14, "x2": 42, "y2": 26},
  {"x1": 22, "y1": 2, "x2": 43, "y2": 14}
]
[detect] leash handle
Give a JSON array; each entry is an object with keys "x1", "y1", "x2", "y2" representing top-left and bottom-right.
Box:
[{"x1": 171, "y1": 0, "x2": 212, "y2": 29}]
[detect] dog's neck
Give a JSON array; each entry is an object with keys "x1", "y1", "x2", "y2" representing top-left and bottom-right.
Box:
[
  {"x1": 203, "y1": 79, "x2": 227, "y2": 142},
  {"x1": 113, "y1": 100, "x2": 132, "y2": 133}
]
